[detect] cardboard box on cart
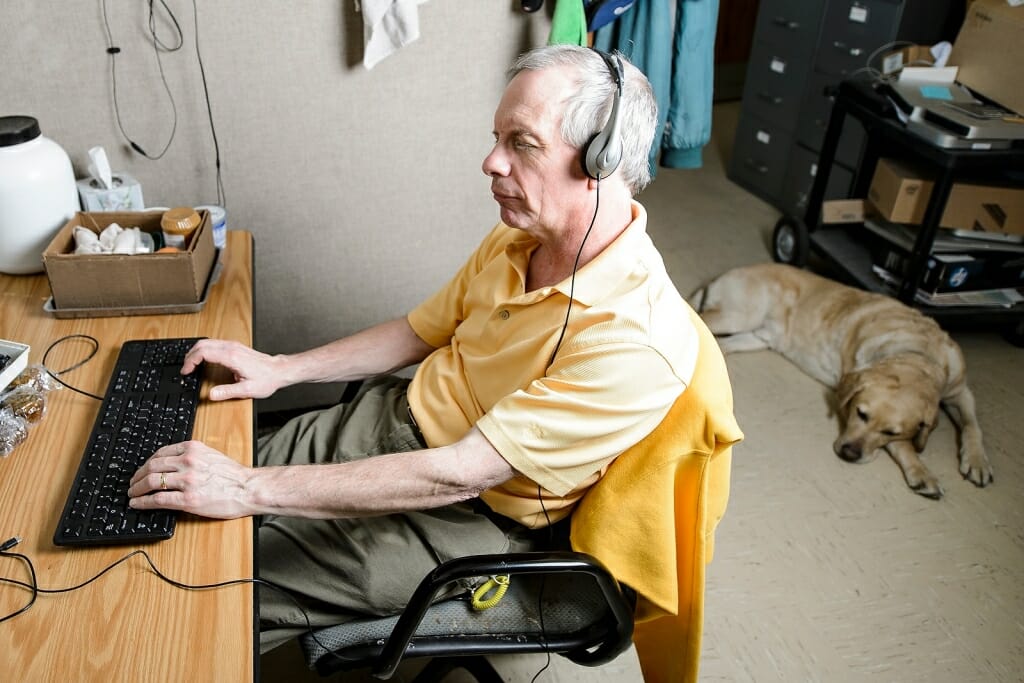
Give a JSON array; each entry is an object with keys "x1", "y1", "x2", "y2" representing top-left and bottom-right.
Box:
[
  {"x1": 950, "y1": 0, "x2": 1024, "y2": 116},
  {"x1": 868, "y1": 158, "x2": 1024, "y2": 236},
  {"x1": 42, "y1": 210, "x2": 216, "y2": 310}
]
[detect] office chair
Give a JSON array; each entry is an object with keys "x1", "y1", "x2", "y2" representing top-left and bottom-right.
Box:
[
  {"x1": 300, "y1": 548, "x2": 636, "y2": 681},
  {"x1": 299, "y1": 309, "x2": 741, "y2": 682}
]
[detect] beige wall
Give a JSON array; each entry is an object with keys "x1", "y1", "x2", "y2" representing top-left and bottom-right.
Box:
[{"x1": 3, "y1": 1, "x2": 550, "y2": 409}]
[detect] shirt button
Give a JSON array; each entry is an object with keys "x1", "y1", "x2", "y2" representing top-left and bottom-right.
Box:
[{"x1": 498, "y1": 309, "x2": 510, "y2": 320}]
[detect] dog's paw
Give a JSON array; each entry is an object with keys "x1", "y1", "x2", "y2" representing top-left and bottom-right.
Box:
[
  {"x1": 910, "y1": 479, "x2": 944, "y2": 500},
  {"x1": 959, "y1": 450, "x2": 994, "y2": 488},
  {"x1": 905, "y1": 467, "x2": 944, "y2": 500}
]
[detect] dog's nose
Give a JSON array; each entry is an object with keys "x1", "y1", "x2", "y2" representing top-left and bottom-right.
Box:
[{"x1": 836, "y1": 442, "x2": 863, "y2": 463}]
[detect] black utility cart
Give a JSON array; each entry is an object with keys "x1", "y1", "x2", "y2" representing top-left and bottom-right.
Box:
[{"x1": 772, "y1": 78, "x2": 1024, "y2": 345}]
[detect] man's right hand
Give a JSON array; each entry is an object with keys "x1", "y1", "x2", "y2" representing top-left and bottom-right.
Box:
[{"x1": 182, "y1": 339, "x2": 288, "y2": 401}]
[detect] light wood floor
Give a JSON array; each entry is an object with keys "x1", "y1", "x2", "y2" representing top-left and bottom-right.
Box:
[{"x1": 261, "y1": 102, "x2": 1024, "y2": 682}]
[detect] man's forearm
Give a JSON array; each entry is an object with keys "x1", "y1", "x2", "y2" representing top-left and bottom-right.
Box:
[
  {"x1": 280, "y1": 317, "x2": 435, "y2": 385},
  {"x1": 243, "y1": 430, "x2": 514, "y2": 519}
]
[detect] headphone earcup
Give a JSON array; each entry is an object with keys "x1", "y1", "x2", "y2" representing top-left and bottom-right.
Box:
[{"x1": 583, "y1": 128, "x2": 623, "y2": 180}]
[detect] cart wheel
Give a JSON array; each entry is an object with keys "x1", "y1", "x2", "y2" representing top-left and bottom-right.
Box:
[
  {"x1": 772, "y1": 216, "x2": 809, "y2": 266},
  {"x1": 1002, "y1": 319, "x2": 1024, "y2": 348}
]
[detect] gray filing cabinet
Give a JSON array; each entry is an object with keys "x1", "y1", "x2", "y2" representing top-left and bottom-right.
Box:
[{"x1": 728, "y1": 0, "x2": 962, "y2": 217}]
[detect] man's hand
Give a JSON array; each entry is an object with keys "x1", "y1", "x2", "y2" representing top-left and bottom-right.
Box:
[
  {"x1": 128, "y1": 441, "x2": 256, "y2": 519},
  {"x1": 183, "y1": 339, "x2": 287, "y2": 401}
]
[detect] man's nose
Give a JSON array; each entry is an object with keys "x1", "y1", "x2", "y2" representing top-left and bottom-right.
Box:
[{"x1": 482, "y1": 146, "x2": 509, "y2": 177}]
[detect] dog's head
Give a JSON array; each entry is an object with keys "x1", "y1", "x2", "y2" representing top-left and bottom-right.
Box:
[{"x1": 833, "y1": 365, "x2": 940, "y2": 463}]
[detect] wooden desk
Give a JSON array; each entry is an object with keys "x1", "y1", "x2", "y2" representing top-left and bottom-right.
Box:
[{"x1": 0, "y1": 231, "x2": 254, "y2": 682}]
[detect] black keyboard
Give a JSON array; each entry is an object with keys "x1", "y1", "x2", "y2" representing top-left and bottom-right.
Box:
[{"x1": 53, "y1": 338, "x2": 204, "y2": 546}]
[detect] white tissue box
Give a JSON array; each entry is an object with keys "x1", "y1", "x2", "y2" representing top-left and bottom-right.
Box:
[{"x1": 76, "y1": 173, "x2": 145, "y2": 211}]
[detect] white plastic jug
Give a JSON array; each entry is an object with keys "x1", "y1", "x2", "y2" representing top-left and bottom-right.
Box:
[{"x1": 0, "y1": 116, "x2": 80, "y2": 274}]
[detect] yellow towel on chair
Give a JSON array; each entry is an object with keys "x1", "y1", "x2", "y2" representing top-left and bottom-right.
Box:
[{"x1": 571, "y1": 308, "x2": 742, "y2": 683}]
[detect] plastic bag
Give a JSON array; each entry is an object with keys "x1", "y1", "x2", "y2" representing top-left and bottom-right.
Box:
[
  {"x1": 0, "y1": 408, "x2": 28, "y2": 457},
  {"x1": 0, "y1": 364, "x2": 61, "y2": 455}
]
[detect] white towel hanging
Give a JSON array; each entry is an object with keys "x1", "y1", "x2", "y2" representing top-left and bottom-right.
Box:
[{"x1": 358, "y1": 0, "x2": 429, "y2": 70}]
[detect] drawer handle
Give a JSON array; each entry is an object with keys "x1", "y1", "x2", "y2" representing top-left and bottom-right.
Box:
[
  {"x1": 833, "y1": 40, "x2": 863, "y2": 57},
  {"x1": 744, "y1": 158, "x2": 769, "y2": 174},
  {"x1": 772, "y1": 16, "x2": 799, "y2": 30},
  {"x1": 756, "y1": 92, "x2": 784, "y2": 105}
]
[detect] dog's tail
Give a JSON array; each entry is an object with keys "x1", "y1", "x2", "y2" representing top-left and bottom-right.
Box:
[{"x1": 688, "y1": 280, "x2": 713, "y2": 314}]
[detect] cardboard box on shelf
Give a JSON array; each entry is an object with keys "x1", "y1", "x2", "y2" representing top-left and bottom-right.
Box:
[
  {"x1": 822, "y1": 199, "x2": 875, "y2": 224},
  {"x1": 967, "y1": 189, "x2": 1024, "y2": 236},
  {"x1": 949, "y1": 0, "x2": 1024, "y2": 116},
  {"x1": 867, "y1": 158, "x2": 1024, "y2": 236},
  {"x1": 867, "y1": 158, "x2": 933, "y2": 225},
  {"x1": 880, "y1": 44, "x2": 936, "y2": 75},
  {"x1": 42, "y1": 211, "x2": 216, "y2": 311}
]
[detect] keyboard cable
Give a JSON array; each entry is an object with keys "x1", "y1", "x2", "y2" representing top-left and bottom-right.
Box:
[
  {"x1": 41, "y1": 334, "x2": 104, "y2": 401},
  {"x1": 0, "y1": 537, "x2": 351, "y2": 659}
]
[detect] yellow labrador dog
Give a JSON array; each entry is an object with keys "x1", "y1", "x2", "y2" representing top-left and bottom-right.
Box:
[{"x1": 693, "y1": 263, "x2": 992, "y2": 499}]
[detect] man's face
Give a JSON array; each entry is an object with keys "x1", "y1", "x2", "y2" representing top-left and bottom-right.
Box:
[{"x1": 482, "y1": 67, "x2": 587, "y2": 234}]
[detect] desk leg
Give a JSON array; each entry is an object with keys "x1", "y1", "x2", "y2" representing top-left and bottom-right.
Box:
[{"x1": 897, "y1": 168, "x2": 954, "y2": 304}]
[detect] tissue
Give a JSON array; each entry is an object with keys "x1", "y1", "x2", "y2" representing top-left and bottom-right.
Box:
[
  {"x1": 76, "y1": 146, "x2": 144, "y2": 211},
  {"x1": 73, "y1": 224, "x2": 152, "y2": 255}
]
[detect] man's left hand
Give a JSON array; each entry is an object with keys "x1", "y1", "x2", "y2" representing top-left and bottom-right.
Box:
[{"x1": 128, "y1": 441, "x2": 255, "y2": 519}]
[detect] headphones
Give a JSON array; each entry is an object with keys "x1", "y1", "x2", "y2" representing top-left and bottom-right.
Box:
[{"x1": 582, "y1": 50, "x2": 624, "y2": 180}]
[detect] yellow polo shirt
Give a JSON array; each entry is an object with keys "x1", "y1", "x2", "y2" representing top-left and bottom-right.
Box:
[{"x1": 406, "y1": 201, "x2": 698, "y2": 527}]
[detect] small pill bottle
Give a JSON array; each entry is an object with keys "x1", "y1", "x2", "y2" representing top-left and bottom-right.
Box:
[
  {"x1": 194, "y1": 204, "x2": 227, "y2": 249},
  {"x1": 160, "y1": 207, "x2": 201, "y2": 249}
]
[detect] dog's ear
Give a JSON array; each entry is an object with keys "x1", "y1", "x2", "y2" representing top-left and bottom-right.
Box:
[
  {"x1": 836, "y1": 371, "x2": 863, "y2": 412},
  {"x1": 912, "y1": 409, "x2": 939, "y2": 453}
]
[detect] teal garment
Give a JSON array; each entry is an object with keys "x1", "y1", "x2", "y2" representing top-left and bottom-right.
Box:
[
  {"x1": 594, "y1": 0, "x2": 719, "y2": 172},
  {"x1": 548, "y1": 0, "x2": 588, "y2": 46}
]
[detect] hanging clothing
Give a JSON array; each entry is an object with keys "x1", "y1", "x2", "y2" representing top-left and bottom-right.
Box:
[
  {"x1": 358, "y1": 0, "x2": 429, "y2": 69},
  {"x1": 548, "y1": 0, "x2": 588, "y2": 46},
  {"x1": 594, "y1": 0, "x2": 719, "y2": 172}
]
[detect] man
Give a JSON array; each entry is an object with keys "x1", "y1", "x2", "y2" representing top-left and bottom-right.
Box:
[{"x1": 128, "y1": 44, "x2": 698, "y2": 650}]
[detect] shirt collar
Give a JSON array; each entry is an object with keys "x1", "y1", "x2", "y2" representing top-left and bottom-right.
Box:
[{"x1": 504, "y1": 201, "x2": 649, "y2": 306}]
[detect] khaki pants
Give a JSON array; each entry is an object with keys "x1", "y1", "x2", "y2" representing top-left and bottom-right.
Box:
[{"x1": 256, "y1": 375, "x2": 534, "y2": 652}]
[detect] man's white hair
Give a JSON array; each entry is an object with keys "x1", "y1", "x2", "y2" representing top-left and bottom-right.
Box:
[{"x1": 508, "y1": 44, "x2": 658, "y2": 195}]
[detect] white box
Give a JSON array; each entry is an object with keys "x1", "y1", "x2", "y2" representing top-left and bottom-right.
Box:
[
  {"x1": 76, "y1": 173, "x2": 145, "y2": 211},
  {"x1": 0, "y1": 340, "x2": 30, "y2": 394}
]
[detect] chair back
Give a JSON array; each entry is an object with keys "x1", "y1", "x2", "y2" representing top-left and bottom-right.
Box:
[{"x1": 569, "y1": 307, "x2": 742, "y2": 682}]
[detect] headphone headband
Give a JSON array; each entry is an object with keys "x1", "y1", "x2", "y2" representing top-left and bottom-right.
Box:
[{"x1": 583, "y1": 49, "x2": 624, "y2": 180}]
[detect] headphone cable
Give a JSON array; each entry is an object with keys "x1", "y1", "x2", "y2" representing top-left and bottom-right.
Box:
[{"x1": 547, "y1": 176, "x2": 601, "y2": 369}]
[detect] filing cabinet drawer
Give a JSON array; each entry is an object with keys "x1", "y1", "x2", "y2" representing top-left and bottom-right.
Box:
[
  {"x1": 782, "y1": 144, "x2": 855, "y2": 218},
  {"x1": 729, "y1": 113, "x2": 793, "y2": 201},
  {"x1": 742, "y1": 38, "x2": 813, "y2": 129},
  {"x1": 816, "y1": 0, "x2": 902, "y2": 77},
  {"x1": 796, "y1": 70, "x2": 867, "y2": 168},
  {"x1": 753, "y1": 0, "x2": 824, "y2": 53}
]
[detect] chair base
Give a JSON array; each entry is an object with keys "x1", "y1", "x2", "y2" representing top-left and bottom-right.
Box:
[{"x1": 412, "y1": 656, "x2": 504, "y2": 683}]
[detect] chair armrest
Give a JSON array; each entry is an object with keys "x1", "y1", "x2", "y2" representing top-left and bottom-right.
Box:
[{"x1": 372, "y1": 550, "x2": 634, "y2": 679}]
